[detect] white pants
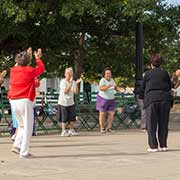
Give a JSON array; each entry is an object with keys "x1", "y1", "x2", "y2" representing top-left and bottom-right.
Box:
[{"x1": 10, "y1": 99, "x2": 34, "y2": 156}]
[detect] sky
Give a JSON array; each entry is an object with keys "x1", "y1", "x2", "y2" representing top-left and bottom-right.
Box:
[{"x1": 165, "y1": 0, "x2": 180, "y2": 5}]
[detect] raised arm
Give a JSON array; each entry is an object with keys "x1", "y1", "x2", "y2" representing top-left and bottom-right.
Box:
[{"x1": 33, "y1": 48, "x2": 45, "y2": 77}]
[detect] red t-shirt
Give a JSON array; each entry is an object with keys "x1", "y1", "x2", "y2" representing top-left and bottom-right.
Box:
[{"x1": 8, "y1": 58, "x2": 45, "y2": 102}]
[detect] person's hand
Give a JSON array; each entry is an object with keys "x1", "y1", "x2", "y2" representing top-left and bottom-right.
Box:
[
  {"x1": 0, "y1": 70, "x2": 7, "y2": 78},
  {"x1": 116, "y1": 86, "x2": 125, "y2": 93},
  {"x1": 27, "y1": 47, "x2": 33, "y2": 59},
  {"x1": 175, "y1": 69, "x2": 180, "y2": 76},
  {"x1": 34, "y1": 48, "x2": 42, "y2": 59},
  {"x1": 0, "y1": 70, "x2": 6, "y2": 86},
  {"x1": 76, "y1": 78, "x2": 81, "y2": 84},
  {"x1": 108, "y1": 83, "x2": 114, "y2": 89}
]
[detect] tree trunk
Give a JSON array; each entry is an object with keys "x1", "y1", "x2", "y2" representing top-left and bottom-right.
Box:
[{"x1": 74, "y1": 32, "x2": 85, "y2": 79}]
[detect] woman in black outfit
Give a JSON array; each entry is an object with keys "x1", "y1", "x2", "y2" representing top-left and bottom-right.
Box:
[{"x1": 140, "y1": 53, "x2": 172, "y2": 152}]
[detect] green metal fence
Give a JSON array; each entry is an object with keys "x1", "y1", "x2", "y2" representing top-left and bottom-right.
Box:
[{"x1": 1, "y1": 91, "x2": 179, "y2": 135}]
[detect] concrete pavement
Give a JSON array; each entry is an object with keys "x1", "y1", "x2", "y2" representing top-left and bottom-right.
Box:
[{"x1": 1, "y1": 130, "x2": 180, "y2": 180}]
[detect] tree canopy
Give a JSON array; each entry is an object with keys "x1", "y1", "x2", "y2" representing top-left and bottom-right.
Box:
[{"x1": 0, "y1": 0, "x2": 180, "y2": 85}]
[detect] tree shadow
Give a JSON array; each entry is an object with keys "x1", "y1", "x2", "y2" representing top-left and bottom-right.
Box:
[
  {"x1": 33, "y1": 152, "x2": 147, "y2": 159},
  {"x1": 165, "y1": 148, "x2": 180, "y2": 152},
  {"x1": 31, "y1": 143, "x2": 114, "y2": 148}
]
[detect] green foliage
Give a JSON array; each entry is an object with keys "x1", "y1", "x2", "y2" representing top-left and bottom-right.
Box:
[{"x1": 0, "y1": 0, "x2": 179, "y2": 85}]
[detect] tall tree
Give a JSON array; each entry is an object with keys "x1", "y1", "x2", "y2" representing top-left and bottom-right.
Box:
[{"x1": 0, "y1": 0, "x2": 179, "y2": 83}]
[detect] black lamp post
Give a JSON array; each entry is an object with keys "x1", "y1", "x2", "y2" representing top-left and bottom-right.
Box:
[{"x1": 134, "y1": 21, "x2": 144, "y2": 94}]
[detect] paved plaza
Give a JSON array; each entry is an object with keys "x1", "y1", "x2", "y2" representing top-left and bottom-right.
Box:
[{"x1": 1, "y1": 130, "x2": 180, "y2": 180}]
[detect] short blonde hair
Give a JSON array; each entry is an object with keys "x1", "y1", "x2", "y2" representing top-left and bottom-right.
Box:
[{"x1": 65, "y1": 67, "x2": 73, "y2": 77}]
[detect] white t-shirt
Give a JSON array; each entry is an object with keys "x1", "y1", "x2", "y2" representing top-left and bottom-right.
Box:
[
  {"x1": 58, "y1": 79, "x2": 76, "y2": 106},
  {"x1": 98, "y1": 78, "x2": 116, "y2": 100}
]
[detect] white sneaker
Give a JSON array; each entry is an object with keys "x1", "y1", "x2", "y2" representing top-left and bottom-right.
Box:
[
  {"x1": 61, "y1": 130, "x2": 70, "y2": 137},
  {"x1": 68, "y1": 129, "x2": 78, "y2": 136},
  {"x1": 19, "y1": 153, "x2": 33, "y2": 159},
  {"x1": 147, "y1": 148, "x2": 158, "y2": 152},
  {"x1": 11, "y1": 134, "x2": 16, "y2": 141},
  {"x1": 100, "y1": 128, "x2": 106, "y2": 133},
  {"x1": 160, "y1": 147, "x2": 167, "y2": 152},
  {"x1": 11, "y1": 146, "x2": 20, "y2": 154}
]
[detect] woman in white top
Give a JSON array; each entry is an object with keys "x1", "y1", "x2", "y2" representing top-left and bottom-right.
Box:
[
  {"x1": 96, "y1": 67, "x2": 122, "y2": 133},
  {"x1": 57, "y1": 67, "x2": 81, "y2": 136}
]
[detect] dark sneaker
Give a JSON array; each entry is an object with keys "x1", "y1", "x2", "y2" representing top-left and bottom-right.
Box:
[{"x1": 106, "y1": 128, "x2": 114, "y2": 133}]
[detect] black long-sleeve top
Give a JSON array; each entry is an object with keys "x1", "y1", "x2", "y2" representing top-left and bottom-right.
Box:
[{"x1": 140, "y1": 67, "x2": 172, "y2": 108}]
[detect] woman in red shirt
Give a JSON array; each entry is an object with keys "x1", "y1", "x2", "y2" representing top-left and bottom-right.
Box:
[{"x1": 9, "y1": 48, "x2": 45, "y2": 158}]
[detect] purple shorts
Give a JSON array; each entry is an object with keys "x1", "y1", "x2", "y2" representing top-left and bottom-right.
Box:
[{"x1": 96, "y1": 95, "x2": 115, "y2": 112}]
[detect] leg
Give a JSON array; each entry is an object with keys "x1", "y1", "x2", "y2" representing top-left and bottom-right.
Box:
[
  {"x1": 32, "y1": 107, "x2": 36, "y2": 136},
  {"x1": 106, "y1": 99, "x2": 115, "y2": 130},
  {"x1": 10, "y1": 100, "x2": 24, "y2": 149},
  {"x1": 59, "y1": 105, "x2": 70, "y2": 136},
  {"x1": 70, "y1": 121, "x2": 74, "y2": 129},
  {"x1": 158, "y1": 102, "x2": 170, "y2": 148},
  {"x1": 67, "y1": 105, "x2": 78, "y2": 136},
  {"x1": 20, "y1": 99, "x2": 34, "y2": 156},
  {"x1": 13, "y1": 126, "x2": 24, "y2": 149},
  {"x1": 99, "y1": 112, "x2": 105, "y2": 130},
  {"x1": 145, "y1": 103, "x2": 159, "y2": 149},
  {"x1": 69, "y1": 105, "x2": 76, "y2": 130},
  {"x1": 11, "y1": 99, "x2": 34, "y2": 156},
  {"x1": 107, "y1": 111, "x2": 115, "y2": 130},
  {"x1": 61, "y1": 122, "x2": 66, "y2": 131},
  {"x1": 59, "y1": 105, "x2": 67, "y2": 131},
  {"x1": 136, "y1": 95, "x2": 146, "y2": 129},
  {"x1": 141, "y1": 108, "x2": 147, "y2": 129},
  {"x1": 96, "y1": 95, "x2": 107, "y2": 131}
]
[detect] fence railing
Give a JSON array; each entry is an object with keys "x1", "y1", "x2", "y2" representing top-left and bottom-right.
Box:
[{"x1": 1, "y1": 91, "x2": 179, "y2": 134}]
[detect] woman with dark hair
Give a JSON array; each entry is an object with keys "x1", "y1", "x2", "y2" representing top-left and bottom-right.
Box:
[
  {"x1": 96, "y1": 67, "x2": 122, "y2": 133},
  {"x1": 8, "y1": 48, "x2": 45, "y2": 158},
  {"x1": 140, "y1": 53, "x2": 172, "y2": 152}
]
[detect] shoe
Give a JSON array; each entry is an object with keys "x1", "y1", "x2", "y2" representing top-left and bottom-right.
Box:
[
  {"x1": 147, "y1": 148, "x2": 158, "y2": 152},
  {"x1": 160, "y1": 147, "x2": 167, "y2": 152},
  {"x1": 11, "y1": 134, "x2": 16, "y2": 141},
  {"x1": 100, "y1": 128, "x2": 106, "y2": 133},
  {"x1": 32, "y1": 132, "x2": 37, "y2": 136},
  {"x1": 19, "y1": 153, "x2": 33, "y2": 159},
  {"x1": 68, "y1": 129, "x2": 78, "y2": 136},
  {"x1": 141, "y1": 128, "x2": 146, "y2": 132},
  {"x1": 61, "y1": 130, "x2": 70, "y2": 137},
  {"x1": 106, "y1": 128, "x2": 113, "y2": 133},
  {"x1": 11, "y1": 147, "x2": 20, "y2": 154}
]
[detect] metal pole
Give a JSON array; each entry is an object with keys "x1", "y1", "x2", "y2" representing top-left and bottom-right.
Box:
[{"x1": 134, "y1": 21, "x2": 144, "y2": 93}]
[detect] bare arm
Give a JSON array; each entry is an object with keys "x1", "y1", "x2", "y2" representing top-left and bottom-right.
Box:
[
  {"x1": 99, "y1": 83, "x2": 113, "y2": 91},
  {"x1": 74, "y1": 85, "x2": 79, "y2": 94},
  {"x1": 64, "y1": 82, "x2": 73, "y2": 94},
  {"x1": 174, "y1": 81, "x2": 180, "y2": 89},
  {"x1": 115, "y1": 86, "x2": 125, "y2": 93},
  {"x1": 74, "y1": 79, "x2": 81, "y2": 94},
  {"x1": 33, "y1": 49, "x2": 45, "y2": 77}
]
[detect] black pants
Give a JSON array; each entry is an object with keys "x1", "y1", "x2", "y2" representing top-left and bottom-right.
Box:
[{"x1": 145, "y1": 101, "x2": 170, "y2": 149}]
